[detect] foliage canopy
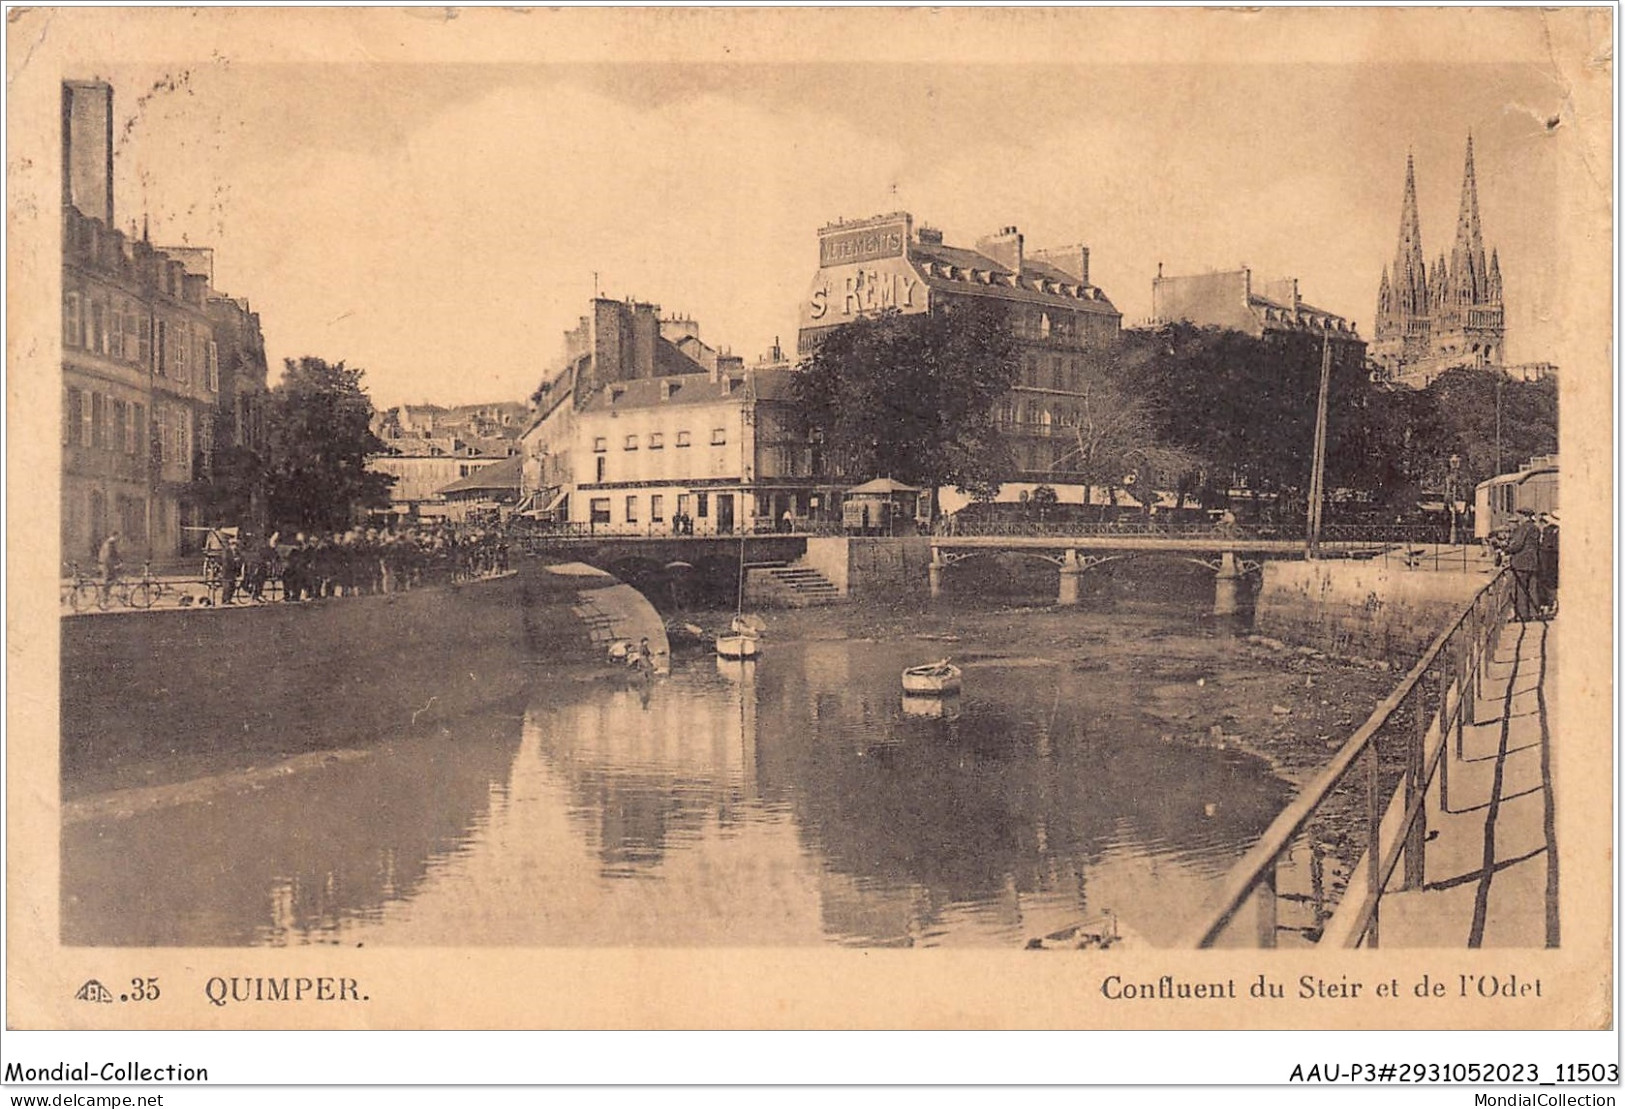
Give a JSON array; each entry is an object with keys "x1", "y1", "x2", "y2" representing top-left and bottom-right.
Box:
[
  {"x1": 261, "y1": 357, "x2": 394, "y2": 533},
  {"x1": 792, "y1": 304, "x2": 1020, "y2": 500}
]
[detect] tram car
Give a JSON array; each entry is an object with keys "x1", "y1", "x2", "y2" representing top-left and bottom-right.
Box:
[{"x1": 1474, "y1": 458, "x2": 1558, "y2": 543}]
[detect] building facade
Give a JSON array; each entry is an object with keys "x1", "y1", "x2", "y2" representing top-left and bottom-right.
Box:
[
  {"x1": 1372, "y1": 138, "x2": 1507, "y2": 387},
  {"x1": 521, "y1": 299, "x2": 828, "y2": 532},
  {"x1": 61, "y1": 79, "x2": 267, "y2": 563},
  {"x1": 571, "y1": 366, "x2": 827, "y2": 535},
  {"x1": 368, "y1": 437, "x2": 517, "y2": 521},
  {"x1": 794, "y1": 212, "x2": 1123, "y2": 480},
  {"x1": 1151, "y1": 266, "x2": 1364, "y2": 352}
]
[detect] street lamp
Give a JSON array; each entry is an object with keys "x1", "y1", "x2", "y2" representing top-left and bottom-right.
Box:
[{"x1": 1447, "y1": 453, "x2": 1461, "y2": 546}]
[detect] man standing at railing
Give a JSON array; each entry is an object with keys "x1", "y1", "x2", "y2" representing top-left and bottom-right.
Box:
[
  {"x1": 1501, "y1": 508, "x2": 1541, "y2": 621},
  {"x1": 1537, "y1": 511, "x2": 1559, "y2": 617}
]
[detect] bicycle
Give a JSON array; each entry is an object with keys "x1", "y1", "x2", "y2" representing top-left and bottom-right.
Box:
[
  {"x1": 61, "y1": 563, "x2": 100, "y2": 613},
  {"x1": 115, "y1": 562, "x2": 168, "y2": 609},
  {"x1": 95, "y1": 562, "x2": 168, "y2": 610}
]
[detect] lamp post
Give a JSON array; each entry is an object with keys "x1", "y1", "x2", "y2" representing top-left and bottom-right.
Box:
[{"x1": 1447, "y1": 453, "x2": 1461, "y2": 546}]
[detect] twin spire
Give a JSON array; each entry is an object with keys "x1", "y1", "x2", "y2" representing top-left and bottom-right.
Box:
[{"x1": 1375, "y1": 135, "x2": 1502, "y2": 339}]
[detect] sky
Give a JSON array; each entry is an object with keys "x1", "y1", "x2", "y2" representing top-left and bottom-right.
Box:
[{"x1": 72, "y1": 15, "x2": 1586, "y2": 410}]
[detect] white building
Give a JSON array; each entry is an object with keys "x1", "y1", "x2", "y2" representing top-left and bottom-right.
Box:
[
  {"x1": 521, "y1": 299, "x2": 829, "y2": 532},
  {"x1": 572, "y1": 367, "x2": 815, "y2": 535}
]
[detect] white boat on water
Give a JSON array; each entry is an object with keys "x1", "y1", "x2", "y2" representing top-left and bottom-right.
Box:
[
  {"x1": 902, "y1": 659, "x2": 961, "y2": 695},
  {"x1": 902, "y1": 692, "x2": 961, "y2": 720},
  {"x1": 716, "y1": 634, "x2": 760, "y2": 661},
  {"x1": 716, "y1": 614, "x2": 764, "y2": 660}
]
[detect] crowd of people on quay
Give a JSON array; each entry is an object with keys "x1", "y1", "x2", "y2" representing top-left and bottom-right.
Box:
[
  {"x1": 1488, "y1": 508, "x2": 1559, "y2": 622},
  {"x1": 206, "y1": 523, "x2": 512, "y2": 605}
]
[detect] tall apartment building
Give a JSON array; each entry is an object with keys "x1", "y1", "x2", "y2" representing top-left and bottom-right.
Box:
[
  {"x1": 61, "y1": 79, "x2": 267, "y2": 561},
  {"x1": 795, "y1": 212, "x2": 1122, "y2": 480}
]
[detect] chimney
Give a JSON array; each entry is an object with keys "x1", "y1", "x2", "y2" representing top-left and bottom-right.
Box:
[
  {"x1": 1030, "y1": 244, "x2": 1092, "y2": 287},
  {"x1": 631, "y1": 301, "x2": 660, "y2": 379},
  {"x1": 62, "y1": 80, "x2": 115, "y2": 226},
  {"x1": 975, "y1": 226, "x2": 1024, "y2": 273}
]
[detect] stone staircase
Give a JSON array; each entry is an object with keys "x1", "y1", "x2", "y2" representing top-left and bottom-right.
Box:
[{"x1": 745, "y1": 561, "x2": 844, "y2": 607}]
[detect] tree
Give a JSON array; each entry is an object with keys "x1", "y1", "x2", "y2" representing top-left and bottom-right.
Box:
[
  {"x1": 1120, "y1": 323, "x2": 1384, "y2": 510},
  {"x1": 1424, "y1": 368, "x2": 1557, "y2": 487},
  {"x1": 792, "y1": 303, "x2": 1020, "y2": 508},
  {"x1": 1050, "y1": 370, "x2": 1197, "y2": 508},
  {"x1": 261, "y1": 357, "x2": 394, "y2": 533}
]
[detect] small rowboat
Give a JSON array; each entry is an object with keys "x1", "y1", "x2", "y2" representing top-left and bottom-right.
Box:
[
  {"x1": 717, "y1": 614, "x2": 763, "y2": 660},
  {"x1": 902, "y1": 659, "x2": 961, "y2": 695},
  {"x1": 716, "y1": 633, "x2": 760, "y2": 661}
]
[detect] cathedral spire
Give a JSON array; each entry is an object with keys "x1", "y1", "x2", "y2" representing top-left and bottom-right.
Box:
[
  {"x1": 1450, "y1": 134, "x2": 1488, "y2": 304},
  {"x1": 1391, "y1": 152, "x2": 1428, "y2": 318}
]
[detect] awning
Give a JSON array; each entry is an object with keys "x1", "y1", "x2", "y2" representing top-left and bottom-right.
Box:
[{"x1": 846, "y1": 477, "x2": 921, "y2": 495}]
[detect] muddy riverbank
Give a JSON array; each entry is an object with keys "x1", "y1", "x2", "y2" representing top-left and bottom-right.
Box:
[{"x1": 712, "y1": 597, "x2": 1401, "y2": 790}]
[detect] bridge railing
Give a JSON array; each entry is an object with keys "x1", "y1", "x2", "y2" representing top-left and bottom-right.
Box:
[
  {"x1": 1188, "y1": 566, "x2": 1514, "y2": 948},
  {"x1": 936, "y1": 518, "x2": 1452, "y2": 546}
]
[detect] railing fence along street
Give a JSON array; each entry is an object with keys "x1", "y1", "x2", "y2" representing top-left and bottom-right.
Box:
[{"x1": 1188, "y1": 567, "x2": 1515, "y2": 948}]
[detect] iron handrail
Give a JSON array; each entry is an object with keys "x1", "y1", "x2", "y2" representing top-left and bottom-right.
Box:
[{"x1": 1189, "y1": 566, "x2": 1512, "y2": 948}]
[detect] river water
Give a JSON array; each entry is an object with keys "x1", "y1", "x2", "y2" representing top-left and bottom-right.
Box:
[{"x1": 63, "y1": 602, "x2": 1316, "y2": 949}]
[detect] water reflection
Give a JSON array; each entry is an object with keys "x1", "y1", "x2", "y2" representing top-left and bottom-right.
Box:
[
  {"x1": 63, "y1": 634, "x2": 1296, "y2": 948},
  {"x1": 61, "y1": 712, "x2": 524, "y2": 946}
]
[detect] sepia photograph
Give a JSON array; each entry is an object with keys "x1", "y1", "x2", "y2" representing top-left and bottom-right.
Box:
[{"x1": 4, "y1": 4, "x2": 1614, "y2": 1059}]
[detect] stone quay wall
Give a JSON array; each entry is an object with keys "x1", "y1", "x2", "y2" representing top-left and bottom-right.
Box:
[
  {"x1": 1254, "y1": 558, "x2": 1491, "y2": 663},
  {"x1": 58, "y1": 563, "x2": 649, "y2": 796},
  {"x1": 800, "y1": 536, "x2": 932, "y2": 600}
]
